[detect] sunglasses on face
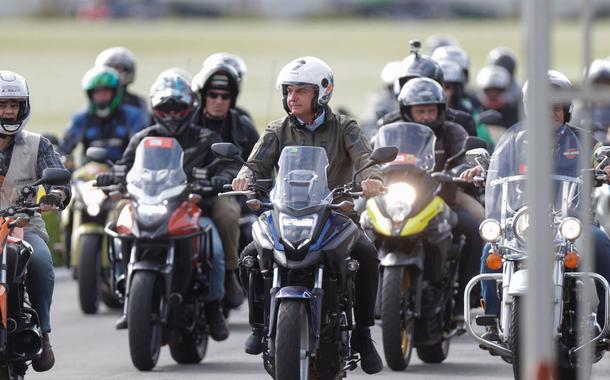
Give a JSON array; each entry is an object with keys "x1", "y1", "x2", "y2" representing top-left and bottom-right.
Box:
[{"x1": 207, "y1": 92, "x2": 231, "y2": 100}]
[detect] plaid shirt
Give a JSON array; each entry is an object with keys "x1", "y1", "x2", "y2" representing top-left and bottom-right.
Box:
[{"x1": 0, "y1": 132, "x2": 71, "y2": 206}]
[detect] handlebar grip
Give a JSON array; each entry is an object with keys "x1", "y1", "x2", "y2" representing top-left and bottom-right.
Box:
[{"x1": 223, "y1": 184, "x2": 233, "y2": 190}]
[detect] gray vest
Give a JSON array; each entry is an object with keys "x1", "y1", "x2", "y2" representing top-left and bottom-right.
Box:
[{"x1": 0, "y1": 131, "x2": 48, "y2": 241}]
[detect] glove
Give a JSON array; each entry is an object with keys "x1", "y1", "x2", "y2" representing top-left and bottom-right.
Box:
[
  {"x1": 96, "y1": 173, "x2": 115, "y2": 187},
  {"x1": 211, "y1": 175, "x2": 231, "y2": 191},
  {"x1": 40, "y1": 192, "x2": 61, "y2": 208}
]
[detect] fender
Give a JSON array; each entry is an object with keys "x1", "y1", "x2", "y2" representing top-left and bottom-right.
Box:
[
  {"x1": 380, "y1": 245, "x2": 424, "y2": 269},
  {"x1": 507, "y1": 269, "x2": 528, "y2": 296},
  {"x1": 272, "y1": 286, "x2": 318, "y2": 340}
]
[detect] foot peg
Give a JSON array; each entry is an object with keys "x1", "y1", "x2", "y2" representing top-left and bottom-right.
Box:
[{"x1": 476, "y1": 314, "x2": 497, "y2": 327}]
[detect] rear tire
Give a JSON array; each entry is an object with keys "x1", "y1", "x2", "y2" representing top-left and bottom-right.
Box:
[
  {"x1": 381, "y1": 267, "x2": 414, "y2": 371},
  {"x1": 275, "y1": 300, "x2": 310, "y2": 380},
  {"x1": 77, "y1": 234, "x2": 102, "y2": 314},
  {"x1": 128, "y1": 271, "x2": 164, "y2": 371},
  {"x1": 169, "y1": 332, "x2": 208, "y2": 364},
  {"x1": 416, "y1": 338, "x2": 450, "y2": 363}
]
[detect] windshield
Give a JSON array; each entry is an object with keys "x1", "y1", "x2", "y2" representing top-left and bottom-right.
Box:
[
  {"x1": 126, "y1": 137, "x2": 187, "y2": 204},
  {"x1": 374, "y1": 122, "x2": 436, "y2": 171},
  {"x1": 485, "y1": 126, "x2": 582, "y2": 220},
  {"x1": 270, "y1": 146, "x2": 331, "y2": 211}
]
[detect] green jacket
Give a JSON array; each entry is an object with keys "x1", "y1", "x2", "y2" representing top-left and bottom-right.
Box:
[{"x1": 238, "y1": 107, "x2": 382, "y2": 190}]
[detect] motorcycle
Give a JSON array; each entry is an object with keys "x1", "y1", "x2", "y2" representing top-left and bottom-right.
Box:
[
  {"x1": 463, "y1": 134, "x2": 610, "y2": 379},
  {"x1": 91, "y1": 137, "x2": 222, "y2": 371},
  {"x1": 0, "y1": 168, "x2": 70, "y2": 379},
  {"x1": 211, "y1": 142, "x2": 397, "y2": 380},
  {"x1": 66, "y1": 161, "x2": 121, "y2": 314},
  {"x1": 361, "y1": 121, "x2": 484, "y2": 370}
]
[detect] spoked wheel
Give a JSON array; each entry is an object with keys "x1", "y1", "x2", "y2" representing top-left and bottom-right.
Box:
[
  {"x1": 275, "y1": 300, "x2": 311, "y2": 380},
  {"x1": 381, "y1": 267, "x2": 414, "y2": 371},
  {"x1": 128, "y1": 271, "x2": 165, "y2": 371}
]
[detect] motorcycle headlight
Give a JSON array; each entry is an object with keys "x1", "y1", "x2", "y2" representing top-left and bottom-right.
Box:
[
  {"x1": 86, "y1": 204, "x2": 101, "y2": 217},
  {"x1": 137, "y1": 203, "x2": 168, "y2": 227},
  {"x1": 559, "y1": 217, "x2": 582, "y2": 241},
  {"x1": 79, "y1": 181, "x2": 107, "y2": 216},
  {"x1": 479, "y1": 219, "x2": 501, "y2": 242},
  {"x1": 513, "y1": 209, "x2": 529, "y2": 244},
  {"x1": 384, "y1": 182, "x2": 416, "y2": 223},
  {"x1": 279, "y1": 213, "x2": 317, "y2": 250}
]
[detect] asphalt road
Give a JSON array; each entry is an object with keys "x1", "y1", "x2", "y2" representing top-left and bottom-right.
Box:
[{"x1": 26, "y1": 269, "x2": 610, "y2": 380}]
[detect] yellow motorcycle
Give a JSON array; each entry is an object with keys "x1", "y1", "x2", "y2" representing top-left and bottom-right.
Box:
[
  {"x1": 65, "y1": 161, "x2": 120, "y2": 314},
  {"x1": 362, "y1": 122, "x2": 479, "y2": 371}
]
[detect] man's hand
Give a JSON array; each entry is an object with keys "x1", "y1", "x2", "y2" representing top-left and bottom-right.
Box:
[
  {"x1": 232, "y1": 177, "x2": 251, "y2": 191},
  {"x1": 40, "y1": 191, "x2": 62, "y2": 212},
  {"x1": 361, "y1": 178, "x2": 384, "y2": 197},
  {"x1": 460, "y1": 166, "x2": 484, "y2": 187},
  {"x1": 211, "y1": 175, "x2": 231, "y2": 191},
  {"x1": 96, "y1": 173, "x2": 115, "y2": 187}
]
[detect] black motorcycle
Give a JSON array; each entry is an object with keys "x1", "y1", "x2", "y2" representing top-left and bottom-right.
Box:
[{"x1": 212, "y1": 142, "x2": 397, "y2": 380}]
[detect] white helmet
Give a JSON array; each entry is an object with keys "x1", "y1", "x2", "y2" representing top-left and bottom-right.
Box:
[
  {"x1": 476, "y1": 65, "x2": 511, "y2": 91},
  {"x1": 437, "y1": 59, "x2": 465, "y2": 84},
  {"x1": 432, "y1": 45, "x2": 470, "y2": 82},
  {"x1": 95, "y1": 47, "x2": 137, "y2": 86},
  {"x1": 522, "y1": 70, "x2": 573, "y2": 122},
  {"x1": 380, "y1": 61, "x2": 401, "y2": 87},
  {"x1": 0, "y1": 71, "x2": 30, "y2": 135},
  {"x1": 276, "y1": 56, "x2": 334, "y2": 114},
  {"x1": 203, "y1": 52, "x2": 248, "y2": 81}
]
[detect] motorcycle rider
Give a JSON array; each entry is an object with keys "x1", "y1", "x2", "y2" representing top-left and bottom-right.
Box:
[
  {"x1": 376, "y1": 46, "x2": 477, "y2": 137},
  {"x1": 60, "y1": 65, "x2": 146, "y2": 165},
  {"x1": 475, "y1": 64, "x2": 521, "y2": 129},
  {"x1": 191, "y1": 60, "x2": 259, "y2": 309},
  {"x1": 98, "y1": 69, "x2": 237, "y2": 341},
  {"x1": 95, "y1": 46, "x2": 150, "y2": 122},
  {"x1": 572, "y1": 58, "x2": 610, "y2": 143},
  {"x1": 486, "y1": 47, "x2": 522, "y2": 105},
  {"x1": 0, "y1": 71, "x2": 72, "y2": 372},
  {"x1": 396, "y1": 77, "x2": 485, "y2": 319},
  {"x1": 202, "y1": 52, "x2": 253, "y2": 120},
  {"x1": 432, "y1": 45, "x2": 481, "y2": 114},
  {"x1": 361, "y1": 60, "x2": 401, "y2": 139},
  {"x1": 461, "y1": 70, "x2": 610, "y2": 329},
  {"x1": 232, "y1": 56, "x2": 384, "y2": 374}
]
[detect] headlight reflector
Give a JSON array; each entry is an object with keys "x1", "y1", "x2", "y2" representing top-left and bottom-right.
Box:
[
  {"x1": 479, "y1": 219, "x2": 501, "y2": 242},
  {"x1": 384, "y1": 183, "x2": 416, "y2": 223},
  {"x1": 559, "y1": 217, "x2": 582, "y2": 241},
  {"x1": 513, "y1": 209, "x2": 529, "y2": 243}
]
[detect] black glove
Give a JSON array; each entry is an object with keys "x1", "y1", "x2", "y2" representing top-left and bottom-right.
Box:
[
  {"x1": 40, "y1": 192, "x2": 61, "y2": 208},
  {"x1": 211, "y1": 175, "x2": 231, "y2": 191},
  {"x1": 96, "y1": 173, "x2": 115, "y2": 187}
]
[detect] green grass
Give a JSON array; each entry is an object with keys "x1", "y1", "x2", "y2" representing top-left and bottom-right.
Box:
[{"x1": 1, "y1": 18, "x2": 609, "y2": 134}]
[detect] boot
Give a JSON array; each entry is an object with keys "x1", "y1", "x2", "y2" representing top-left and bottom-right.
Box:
[
  {"x1": 32, "y1": 333, "x2": 55, "y2": 372},
  {"x1": 115, "y1": 314, "x2": 127, "y2": 330},
  {"x1": 206, "y1": 300, "x2": 229, "y2": 341},
  {"x1": 350, "y1": 326, "x2": 382, "y2": 374},
  {"x1": 244, "y1": 327, "x2": 264, "y2": 355},
  {"x1": 224, "y1": 270, "x2": 245, "y2": 309}
]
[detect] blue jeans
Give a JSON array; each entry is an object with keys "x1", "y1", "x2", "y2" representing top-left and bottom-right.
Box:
[
  {"x1": 199, "y1": 217, "x2": 225, "y2": 303},
  {"x1": 24, "y1": 230, "x2": 55, "y2": 333},
  {"x1": 481, "y1": 226, "x2": 610, "y2": 324}
]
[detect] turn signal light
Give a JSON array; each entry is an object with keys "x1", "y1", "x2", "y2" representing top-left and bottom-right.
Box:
[
  {"x1": 246, "y1": 199, "x2": 262, "y2": 211},
  {"x1": 336, "y1": 201, "x2": 354, "y2": 213},
  {"x1": 486, "y1": 251, "x2": 502, "y2": 271},
  {"x1": 564, "y1": 251, "x2": 580, "y2": 269}
]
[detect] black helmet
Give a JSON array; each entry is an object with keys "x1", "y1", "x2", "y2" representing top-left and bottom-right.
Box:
[
  {"x1": 587, "y1": 59, "x2": 610, "y2": 84},
  {"x1": 486, "y1": 47, "x2": 518, "y2": 78},
  {"x1": 95, "y1": 47, "x2": 137, "y2": 86},
  {"x1": 150, "y1": 70, "x2": 197, "y2": 136},
  {"x1": 522, "y1": 70, "x2": 573, "y2": 122},
  {"x1": 398, "y1": 77, "x2": 447, "y2": 129},
  {"x1": 395, "y1": 53, "x2": 445, "y2": 96},
  {"x1": 192, "y1": 62, "x2": 241, "y2": 108}
]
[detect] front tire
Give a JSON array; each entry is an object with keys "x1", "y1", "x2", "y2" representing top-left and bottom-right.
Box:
[
  {"x1": 77, "y1": 234, "x2": 102, "y2": 314},
  {"x1": 416, "y1": 338, "x2": 450, "y2": 363},
  {"x1": 509, "y1": 296, "x2": 522, "y2": 380},
  {"x1": 169, "y1": 332, "x2": 208, "y2": 364},
  {"x1": 381, "y1": 267, "x2": 414, "y2": 371},
  {"x1": 128, "y1": 271, "x2": 164, "y2": 371},
  {"x1": 275, "y1": 300, "x2": 310, "y2": 380}
]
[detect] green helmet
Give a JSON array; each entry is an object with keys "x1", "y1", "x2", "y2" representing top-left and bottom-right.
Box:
[{"x1": 81, "y1": 66, "x2": 123, "y2": 118}]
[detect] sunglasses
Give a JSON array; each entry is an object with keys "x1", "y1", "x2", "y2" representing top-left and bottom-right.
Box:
[{"x1": 207, "y1": 92, "x2": 231, "y2": 100}]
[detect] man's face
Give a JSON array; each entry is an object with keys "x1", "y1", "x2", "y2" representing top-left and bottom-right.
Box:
[
  {"x1": 484, "y1": 88, "x2": 504, "y2": 102},
  {"x1": 92, "y1": 88, "x2": 113, "y2": 106},
  {"x1": 409, "y1": 104, "x2": 438, "y2": 124},
  {"x1": 287, "y1": 85, "x2": 315, "y2": 120},
  {"x1": 552, "y1": 104, "x2": 565, "y2": 128},
  {"x1": 205, "y1": 89, "x2": 231, "y2": 119},
  {"x1": 0, "y1": 100, "x2": 20, "y2": 121},
  {"x1": 443, "y1": 83, "x2": 456, "y2": 101}
]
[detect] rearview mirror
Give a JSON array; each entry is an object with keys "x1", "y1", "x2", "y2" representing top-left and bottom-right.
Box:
[
  {"x1": 478, "y1": 109, "x2": 503, "y2": 125},
  {"x1": 86, "y1": 147, "x2": 109, "y2": 163},
  {"x1": 211, "y1": 143, "x2": 243, "y2": 163},
  {"x1": 370, "y1": 146, "x2": 399, "y2": 165},
  {"x1": 594, "y1": 146, "x2": 610, "y2": 162},
  {"x1": 465, "y1": 148, "x2": 491, "y2": 170},
  {"x1": 33, "y1": 168, "x2": 71, "y2": 186}
]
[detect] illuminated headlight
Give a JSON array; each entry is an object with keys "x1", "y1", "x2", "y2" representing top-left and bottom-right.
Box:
[
  {"x1": 559, "y1": 217, "x2": 582, "y2": 241},
  {"x1": 384, "y1": 183, "x2": 416, "y2": 223},
  {"x1": 279, "y1": 213, "x2": 317, "y2": 250},
  {"x1": 479, "y1": 219, "x2": 501, "y2": 242},
  {"x1": 513, "y1": 209, "x2": 529, "y2": 243},
  {"x1": 86, "y1": 204, "x2": 101, "y2": 217},
  {"x1": 137, "y1": 204, "x2": 168, "y2": 226}
]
